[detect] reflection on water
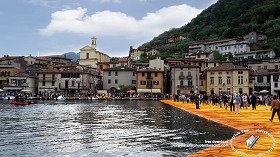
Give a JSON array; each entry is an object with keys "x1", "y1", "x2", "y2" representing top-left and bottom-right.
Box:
[{"x1": 0, "y1": 100, "x2": 237, "y2": 157}]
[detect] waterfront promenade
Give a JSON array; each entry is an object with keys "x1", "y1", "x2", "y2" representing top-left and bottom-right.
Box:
[{"x1": 161, "y1": 100, "x2": 280, "y2": 157}]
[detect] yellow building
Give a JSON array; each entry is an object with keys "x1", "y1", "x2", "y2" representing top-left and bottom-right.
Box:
[
  {"x1": 136, "y1": 68, "x2": 164, "y2": 94},
  {"x1": 79, "y1": 37, "x2": 110, "y2": 69},
  {"x1": 206, "y1": 63, "x2": 251, "y2": 94}
]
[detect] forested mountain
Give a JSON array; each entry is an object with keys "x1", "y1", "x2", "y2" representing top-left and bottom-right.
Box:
[{"x1": 139, "y1": 0, "x2": 280, "y2": 58}]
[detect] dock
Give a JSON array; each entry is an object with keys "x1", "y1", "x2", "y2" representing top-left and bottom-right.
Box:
[{"x1": 160, "y1": 100, "x2": 280, "y2": 157}]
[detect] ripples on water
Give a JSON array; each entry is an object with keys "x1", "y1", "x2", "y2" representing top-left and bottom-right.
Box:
[{"x1": 0, "y1": 100, "x2": 237, "y2": 157}]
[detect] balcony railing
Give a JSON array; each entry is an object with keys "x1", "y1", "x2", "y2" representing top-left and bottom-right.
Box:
[
  {"x1": 186, "y1": 75, "x2": 192, "y2": 80},
  {"x1": 177, "y1": 85, "x2": 193, "y2": 89},
  {"x1": 179, "y1": 75, "x2": 185, "y2": 80}
]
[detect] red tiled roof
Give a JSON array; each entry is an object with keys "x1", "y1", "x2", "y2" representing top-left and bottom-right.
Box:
[
  {"x1": 207, "y1": 63, "x2": 249, "y2": 71},
  {"x1": 170, "y1": 65, "x2": 200, "y2": 69},
  {"x1": 103, "y1": 66, "x2": 135, "y2": 71},
  {"x1": 137, "y1": 67, "x2": 164, "y2": 72}
]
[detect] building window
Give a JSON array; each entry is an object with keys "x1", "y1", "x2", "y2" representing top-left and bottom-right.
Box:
[
  {"x1": 133, "y1": 72, "x2": 135, "y2": 76},
  {"x1": 180, "y1": 80, "x2": 184, "y2": 86},
  {"x1": 200, "y1": 80, "x2": 203, "y2": 86},
  {"x1": 115, "y1": 71, "x2": 118, "y2": 76},
  {"x1": 52, "y1": 74, "x2": 55, "y2": 80},
  {"x1": 275, "y1": 83, "x2": 278, "y2": 88},
  {"x1": 52, "y1": 81, "x2": 55, "y2": 86},
  {"x1": 86, "y1": 53, "x2": 89, "y2": 59},
  {"x1": 115, "y1": 79, "x2": 118, "y2": 84},
  {"x1": 257, "y1": 77, "x2": 263, "y2": 82},
  {"x1": 257, "y1": 66, "x2": 261, "y2": 70},
  {"x1": 142, "y1": 72, "x2": 145, "y2": 77},
  {"x1": 108, "y1": 71, "x2": 111, "y2": 76},
  {"x1": 140, "y1": 80, "x2": 146, "y2": 85},
  {"x1": 108, "y1": 79, "x2": 111, "y2": 84},
  {"x1": 275, "y1": 65, "x2": 278, "y2": 69},
  {"x1": 218, "y1": 76, "x2": 222, "y2": 84},
  {"x1": 210, "y1": 72, "x2": 214, "y2": 75},
  {"x1": 155, "y1": 72, "x2": 158, "y2": 77},
  {"x1": 238, "y1": 76, "x2": 243, "y2": 84},
  {"x1": 153, "y1": 81, "x2": 159, "y2": 85},
  {"x1": 188, "y1": 80, "x2": 193, "y2": 87},
  {"x1": 238, "y1": 71, "x2": 243, "y2": 74},
  {"x1": 273, "y1": 75, "x2": 279, "y2": 82},
  {"x1": 72, "y1": 81, "x2": 75, "y2": 87},
  {"x1": 218, "y1": 72, "x2": 222, "y2": 75},
  {"x1": 227, "y1": 76, "x2": 231, "y2": 84},
  {"x1": 239, "y1": 88, "x2": 243, "y2": 94},
  {"x1": 210, "y1": 77, "x2": 214, "y2": 84},
  {"x1": 188, "y1": 72, "x2": 191, "y2": 76},
  {"x1": 132, "y1": 80, "x2": 136, "y2": 84},
  {"x1": 42, "y1": 81, "x2": 46, "y2": 86},
  {"x1": 43, "y1": 74, "x2": 45, "y2": 80}
]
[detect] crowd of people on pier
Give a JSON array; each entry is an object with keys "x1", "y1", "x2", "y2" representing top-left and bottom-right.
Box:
[{"x1": 172, "y1": 92, "x2": 280, "y2": 122}]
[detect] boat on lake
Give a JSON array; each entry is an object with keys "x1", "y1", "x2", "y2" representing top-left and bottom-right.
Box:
[{"x1": 9, "y1": 100, "x2": 37, "y2": 105}]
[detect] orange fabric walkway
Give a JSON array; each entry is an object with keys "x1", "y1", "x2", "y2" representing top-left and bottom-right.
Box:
[{"x1": 161, "y1": 100, "x2": 280, "y2": 157}]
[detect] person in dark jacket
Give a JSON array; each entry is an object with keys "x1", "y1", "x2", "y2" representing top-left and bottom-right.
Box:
[
  {"x1": 251, "y1": 93, "x2": 257, "y2": 110},
  {"x1": 195, "y1": 95, "x2": 200, "y2": 109}
]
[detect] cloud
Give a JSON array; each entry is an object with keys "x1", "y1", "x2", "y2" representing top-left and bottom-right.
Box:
[{"x1": 39, "y1": 4, "x2": 202, "y2": 40}]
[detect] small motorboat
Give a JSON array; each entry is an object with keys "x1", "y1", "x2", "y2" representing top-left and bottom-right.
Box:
[
  {"x1": 57, "y1": 95, "x2": 66, "y2": 100},
  {"x1": 10, "y1": 100, "x2": 36, "y2": 105}
]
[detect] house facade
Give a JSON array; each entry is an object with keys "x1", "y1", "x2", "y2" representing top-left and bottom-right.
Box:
[
  {"x1": 243, "y1": 31, "x2": 267, "y2": 44},
  {"x1": 6, "y1": 73, "x2": 37, "y2": 94},
  {"x1": 102, "y1": 67, "x2": 136, "y2": 93},
  {"x1": 0, "y1": 55, "x2": 26, "y2": 89},
  {"x1": 206, "y1": 63, "x2": 251, "y2": 94},
  {"x1": 170, "y1": 65, "x2": 200, "y2": 95},
  {"x1": 188, "y1": 38, "x2": 250, "y2": 54},
  {"x1": 136, "y1": 68, "x2": 164, "y2": 94}
]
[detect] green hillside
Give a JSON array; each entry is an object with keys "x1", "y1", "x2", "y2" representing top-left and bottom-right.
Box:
[{"x1": 139, "y1": 0, "x2": 280, "y2": 58}]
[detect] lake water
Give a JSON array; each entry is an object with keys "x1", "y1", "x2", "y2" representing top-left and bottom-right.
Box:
[{"x1": 0, "y1": 100, "x2": 237, "y2": 157}]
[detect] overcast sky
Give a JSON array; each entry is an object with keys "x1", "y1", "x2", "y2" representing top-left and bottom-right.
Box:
[{"x1": 0, "y1": 0, "x2": 217, "y2": 57}]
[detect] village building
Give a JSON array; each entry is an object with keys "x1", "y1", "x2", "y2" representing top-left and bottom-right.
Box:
[
  {"x1": 102, "y1": 66, "x2": 136, "y2": 93},
  {"x1": 206, "y1": 63, "x2": 253, "y2": 95},
  {"x1": 170, "y1": 65, "x2": 200, "y2": 95},
  {"x1": 79, "y1": 37, "x2": 110, "y2": 69}
]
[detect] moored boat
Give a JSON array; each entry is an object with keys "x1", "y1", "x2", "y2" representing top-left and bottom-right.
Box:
[{"x1": 10, "y1": 100, "x2": 36, "y2": 105}]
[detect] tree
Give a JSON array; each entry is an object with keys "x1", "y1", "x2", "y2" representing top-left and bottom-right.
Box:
[{"x1": 213, "y1": 51, "x2": 226, "y2": 61}]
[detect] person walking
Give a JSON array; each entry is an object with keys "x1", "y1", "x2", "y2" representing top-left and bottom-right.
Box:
[
  {"x1": 242, "y1": 93, "x2": 248, "y2": 109},
  {"x1": 229, "y1": 93, "x2": 235, "y2": 112},
  {"x1": 234, "y1": 93, "x2": 241, "y2": 114},
  {"x1": 269, "y1": 95, "x2": 280, "y2": 122},
  {"x1": 264, "y1": 94, "x2": 270, "y2": 110},
  {"x1": 251, "y1": 93, "x2": 257, "y2": 110},
  {"x1": 195, "y1": 94, "x2": 200, "y2": 109}
]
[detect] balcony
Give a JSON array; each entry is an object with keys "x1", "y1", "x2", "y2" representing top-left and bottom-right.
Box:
[
  {"x1": 177, "y1": 85, "x2": 193, "y2": 89},
  {"x1": 186, "y1": 75, "x2": 192, "y2": 80},
  {"x1": 179, "y1": 75, "x2": 185, "y2": 80}
]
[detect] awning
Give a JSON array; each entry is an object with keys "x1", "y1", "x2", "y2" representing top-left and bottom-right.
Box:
[
  {"x1": 137, "y1": 88, "x2": 161, "y2": 93},
  {"x1": 3, "y1": 87, "x2": 23, "y2": 90}
]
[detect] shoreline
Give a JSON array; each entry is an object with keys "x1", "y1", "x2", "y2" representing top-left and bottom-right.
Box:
[{"x1": 160, "y1": 100, "x2": 280, "y2": 157}]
